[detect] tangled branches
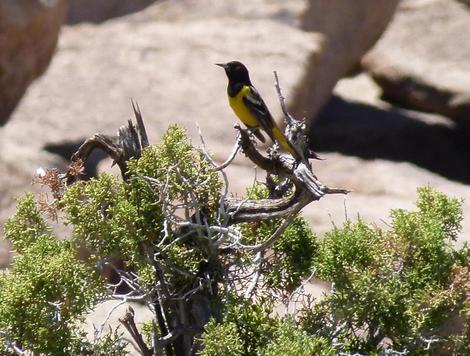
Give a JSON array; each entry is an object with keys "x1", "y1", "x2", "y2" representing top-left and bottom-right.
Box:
[{"x1": 59, "y1": 76, "x2": 347, "y2": 355}]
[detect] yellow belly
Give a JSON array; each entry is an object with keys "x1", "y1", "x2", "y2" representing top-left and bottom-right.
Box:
[{"x1": 228, "y1": 86, "x2": 259, "y2": 128}]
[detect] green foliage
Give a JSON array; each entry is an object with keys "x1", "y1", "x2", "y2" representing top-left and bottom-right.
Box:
[
  {"x1": 141, "y1": 320, "x2": 159, "y2": 348},
  {"x1": 241, "y1": 182, "x2": 318, "y2": 293},
  {"x1": 4, "y1": 193, "x2": 50, "y2": 253},
  {"x1": 391, "y1": 186, "x2": 462, "y2": 290},
  {"x1": 83, "y1": 328, "x2": 129, "y2": 355},
  {"x1": 260, "y1": 320, "x2": 335, "y2": 356},
  {"x1": 60, "y1": 125, "x2": 222, "y2": 289},
  {"x1": 1, "y1": 125, "x2": 223, "y2": 354},
  {"x1": 314, "y1": 220, "x2": 380, "y2": 281},
  {"x1": 199, "y1": 307, "x2": 334, "y2": 356},
  {"x1": 0, "y1": 236, "x2": 103, "y2": 354},
  {"x1": 61, "y1": 173, "x2": 160, "y2": 267},
  {"x1": 198, "y1": 320, "x2": 244, "y2": 356},
  {"x1": 303, "y1": 187, "x2": 470, "y2": 353},
  {"x1": 270, "y1": 217, "x2": 318, "y2": 293},
  {"x1": 61, "y1": 174, "x2": 127, "y2": 258},
  {"x1": 223, "y1": 297, "x2": 277, "y2": 354},
  {"x1": 4, "y1": 121, "x2": 470, "y2": 356},
  {"x1": 127, "y1": 124, "x2": 222, "y2": 211}
]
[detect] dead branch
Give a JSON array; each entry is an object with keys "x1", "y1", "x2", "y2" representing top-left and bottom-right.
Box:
[
  {"x1": 223, "y1": 125, "x2": 348, "y2": 225},
  {"x1": 62, "y1": 76, "x2": 348, "y2": 355},
  {"x1": 131, "y1": 99, "x2": 149, "y2": 149},
  {"x1": 274, "y1": 70, "x2": 321, "y2": 161},
  {"x1": 119, "y1": 306, "x2": 152, "y2": 356},
  {"x1": 273, "y1": 71, "x2": 296, "y2": 126},
  {"x1": 66, "y1": 101, "x2": 149, "y2": 183}
]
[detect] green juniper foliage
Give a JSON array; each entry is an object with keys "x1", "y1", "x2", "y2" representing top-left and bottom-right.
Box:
[
  {"x1": 1, "y1": 194, "x2": 126, "y2": 354},
  {"x1": 60, "y1": 125, "x2": 222, "y2": 290},
  {"x1": 240, "y1": 182, "x2": 318, "y2": 294},
  {"x1": 0, "y1": 234, "x2": 103, "y2": 354},
  {"x1": 303, "y1": 186, "x2": 470, "y2": 354},
  {"x1": 260, "y1": 319, "x2": 335, "y2": 356},
  {"x1": 3, "y1": 122, "x2": 470, "y2": 355},
  {"x1": 1, "y1": 125, "x2": 223, "y2": 354},
  {"x1": 202, "y1": 187, "x2": 470, "y2": 355},
  {"x1": 197, "y1": 320, "x2": 244, "y2": 356},
  {"x1": 198, "y1": 298, "x2": 335, "y2": 356},
  {"x1": 4, "y1": 193, "x2": 50, "y2": 253},
  {"x1": 199, "y1": 317, "x2": 335, "y2": 356}
]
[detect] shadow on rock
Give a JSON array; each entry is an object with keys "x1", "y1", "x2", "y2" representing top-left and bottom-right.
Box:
[
  {"x1": 310, "y1": 96, "x2": 470, "y2": 184},
  {"x1": 44, "y1": 140, "x2": 108, "y2": 180},
  {"x1": 67, "y1": 0, "x2": 158, "y2": 24}
]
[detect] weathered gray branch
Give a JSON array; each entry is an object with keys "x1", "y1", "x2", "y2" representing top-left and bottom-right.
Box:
[
  {"x1": 63, "y1": 85, "x2": 348, "y2": 356},
  {"x1": 66, "y1": 101, "x2": 148, "y2": 183},
  {"x1": 119, "y1": 306, "x2": 152, "y2": 356},
  {"x1": 223, "y1": 124, "x2": 348, "y2": 225}
]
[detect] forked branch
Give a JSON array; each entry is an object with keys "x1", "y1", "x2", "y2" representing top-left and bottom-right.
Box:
[
  {"x1": 62, "y1": 80, "x2": 348, "y2": 355},
  {"x1": 66, "y1": 101, "x2": 148, "y2": 183}
]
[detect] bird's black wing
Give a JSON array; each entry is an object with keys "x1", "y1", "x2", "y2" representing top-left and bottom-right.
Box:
[{"x1": 242, "y1": 86, "x2": 276, "y2": 142}]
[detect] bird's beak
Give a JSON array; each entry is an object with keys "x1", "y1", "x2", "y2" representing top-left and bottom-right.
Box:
[{"x1": 215, "y1": 63, "x2": 227, "y2": 69}]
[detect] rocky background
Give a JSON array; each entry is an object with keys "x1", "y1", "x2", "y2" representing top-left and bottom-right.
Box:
[
  {"x1": 1, "y1": 0, "x2": 470, "y2": 351},
  {"x1": 2, "y1": 0, "x2": 470, "y2": 265}
]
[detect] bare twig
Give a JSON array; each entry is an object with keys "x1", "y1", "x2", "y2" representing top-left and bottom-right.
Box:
[
  {"x1": 131, "y1": 99, "x2": 149, "y2": 149},
  {"x1": 66, "y1": 103, "x2": 149, "y2": 183},
  {"x1": 154, "y1": 326, "x2": 201, "y2": 349},
  {"x1": 66, "y1": 121, "x2": 140, "y2": 181},
  {"x1": 94, "y1": 300, "x2": 128, "y2": 342},
  {"x1": 214, "y1": 133, "x2": 242, "y2": 171},
  {"x1": 244, "y1": 252, "x2": 263, "y2": 298},
  {"x1": 63, "y1": 98, "x2": 349, "y2": 355},
  {"x1": 285, "y1": 267, "x2": 317, "y2": 317},
  {"x1": 196, "y1": 123, "x2": 233, "y2": 226},
  {"x1": 223, "y1": 125, "x2": 348, "y2": 225},
  {"x1": 273, "y1": 70, "x2": 296, "y2": 126},
  {"x1": 251, "y1": 200, "x2": 304, "y2": 254},
  {"x1": 0, "y1": 332, "x2": 26, "y2": 356}
]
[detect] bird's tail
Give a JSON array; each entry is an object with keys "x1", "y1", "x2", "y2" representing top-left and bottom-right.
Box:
[{"x1": 271, "y1": 126, "x2": 299, "y2": 159}]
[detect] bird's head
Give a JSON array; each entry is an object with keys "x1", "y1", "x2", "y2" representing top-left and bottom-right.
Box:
[{"x1": 216, "y1": 61, "x2": 251, "y2": 85}]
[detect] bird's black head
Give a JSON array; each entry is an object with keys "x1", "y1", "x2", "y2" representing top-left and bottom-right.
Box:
[{"x1": 216, "y1": 61, "x2": 252, "y2": 85}]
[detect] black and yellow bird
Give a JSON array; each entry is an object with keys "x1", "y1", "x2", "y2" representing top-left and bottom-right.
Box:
[{"x1": 216, "y1": 61, "x2": 299, "y2": 159}]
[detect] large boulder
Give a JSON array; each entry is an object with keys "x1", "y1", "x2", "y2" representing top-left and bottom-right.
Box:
[
  {"x1": 0, "y1": 0, "x2": 318, "y2": 250},
  {"x1": 4, "y1": 0, "x2": 470, "y2": 257},
  {"x1": 290, "y1": 0, "x2": 400, "y2": 120},
  {"x1": 0, "y1": 0, "x2": 66, "y2": 126},
  {"x1": 362, "y1": 0, "x2": 470, "y2": 123}
]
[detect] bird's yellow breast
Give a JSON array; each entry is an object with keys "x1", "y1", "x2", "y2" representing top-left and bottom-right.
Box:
[{"x1": 228, "y1": 86, "x2": 258, "y2": 127}]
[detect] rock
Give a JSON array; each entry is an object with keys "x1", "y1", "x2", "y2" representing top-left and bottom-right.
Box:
[
  {"x1": 0, "y1": 0, "x2": 317, "y2": 251},
  {"x1": 2, "y1": 0, "x2": 317, "y2": 163},
  {"x1": 66, "y1": 0, "x2": 157, "y2": 24},
  {"x1": 362, "y1": 0, "x2": 470, "y2": 123},
  {"x1": 308, "y1": 73, "x2": 470, "y2": 242},
  {"x1": 0, "y1": 0, "x2": 67, "y2": 126},
  {"x1": 3, "y1": 0, "x2": 470, "y2": 267},
  {"x1": 290, "y1": 0, "x2": 400, "y2": 121}
]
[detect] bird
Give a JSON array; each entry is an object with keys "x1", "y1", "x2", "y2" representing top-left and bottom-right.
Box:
[{"x1": 216, "y1": 61, "x2": 300, "y2": 159}]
